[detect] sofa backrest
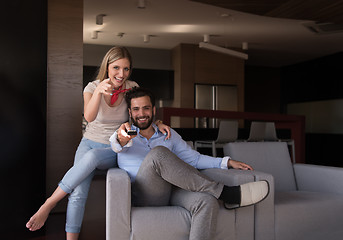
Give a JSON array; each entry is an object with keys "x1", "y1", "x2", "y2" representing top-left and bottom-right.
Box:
[{"x1": 223, "y1": 142, "x2": 297, "y2": 191}]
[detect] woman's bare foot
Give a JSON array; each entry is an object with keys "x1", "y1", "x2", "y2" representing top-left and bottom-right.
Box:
[
  {"x1": 26, "y1": 199, "x2": 56, "y2": 231},
  {"x1": 26, "y1": 186, "x2": 67, "y2": 231}
]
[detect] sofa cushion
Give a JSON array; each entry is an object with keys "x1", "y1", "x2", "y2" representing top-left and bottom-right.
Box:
[
  {"x1": 131, "y1": 205, "x2": 240, "y2": 240},
  {"x1": 224, "y1": 142, "x2": 297, "y2": 191},
  {"x1": 275, "y1": 191, "x2": 343, "y2": 240},
  {"x1": 131, "y1": 206, "x2": 191, "y2": 240}
]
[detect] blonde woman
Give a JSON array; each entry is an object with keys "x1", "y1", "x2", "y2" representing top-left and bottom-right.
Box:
[{"x1": 26, "y1": 46, "x2": 170, "y2": 240}]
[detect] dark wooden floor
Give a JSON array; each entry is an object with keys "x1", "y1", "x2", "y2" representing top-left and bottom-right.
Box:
[
  {"x1": 26, "y1": 213, "x2": 66, "y2": 240},
  {"x1": 23, "y1": 175, "x2": 107, "y2": 240}
]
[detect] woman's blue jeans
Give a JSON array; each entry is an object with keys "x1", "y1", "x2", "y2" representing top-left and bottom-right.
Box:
[{"x1": 58, "y1": 137, "x2": 117, "y2": 233}]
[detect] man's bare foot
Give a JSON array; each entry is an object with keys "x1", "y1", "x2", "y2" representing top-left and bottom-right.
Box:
[{"x1": 26, "y1": 200, "x2": 55, "y2": 231}]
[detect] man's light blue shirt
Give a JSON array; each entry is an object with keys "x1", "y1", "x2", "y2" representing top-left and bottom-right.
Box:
[{"x1": 109, "y1": 124, "x2": 229, "y2": 182}]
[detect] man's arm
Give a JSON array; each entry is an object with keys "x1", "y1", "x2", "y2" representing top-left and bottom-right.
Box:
[
  {"x1": 109, "y1": 122, "x2": 136, "y2": 152},
  {"x1": 170, "y1": 131, "x2": 253, "y2": 171},
  {"x1": 169, "y1": 132, "x2": 224, "y2": 169}
]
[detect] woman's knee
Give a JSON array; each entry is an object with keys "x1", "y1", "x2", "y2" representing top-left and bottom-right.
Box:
[
  {"x1": 83, "y1": 149, "x2": 102, "y2": 164},
  {"x1": 81, "y1": 148, "x2": 116, "y2": 167}
]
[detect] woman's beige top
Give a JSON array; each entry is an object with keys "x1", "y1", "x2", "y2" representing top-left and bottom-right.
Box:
[{"x1": 83, "y1": 80, "x2": 138, "y2": 144}]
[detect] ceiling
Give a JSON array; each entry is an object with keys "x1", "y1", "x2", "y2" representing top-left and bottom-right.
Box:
[{"x1": 84, "y1": 0, "x2": 343, "y2": 67}]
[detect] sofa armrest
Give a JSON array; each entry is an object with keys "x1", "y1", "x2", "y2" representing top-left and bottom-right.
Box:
[
  {"x1": 106, "y1": 168, "x2": 131, "y2": 240},
  {"x1": 294, "y1": 163, "x2": 343, "y2": 194}
]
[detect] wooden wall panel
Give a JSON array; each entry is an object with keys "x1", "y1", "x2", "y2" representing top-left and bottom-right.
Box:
[
  {"x1": 47, "y1": 0, "x2": 83, "y2": 211},
  {"x1": 171, "y1": 43, "x2": 245, "y2": 127},
  {"x1": 194, "y1": 47, "x2": 244, "y2": 85},
  {"x1": 171, "y1": 44, "x2": 196, "y2": 127}
]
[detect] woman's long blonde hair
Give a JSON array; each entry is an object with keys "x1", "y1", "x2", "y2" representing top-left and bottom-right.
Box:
[{"x1": 96, "y1": 46, "x2": 133, "y2": 81}]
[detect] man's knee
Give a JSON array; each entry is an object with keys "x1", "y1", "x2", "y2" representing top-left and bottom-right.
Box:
[
  {"x1": 189, "y1": 193, "x2": 219, "y2": 216},
  {"x1": 146, "y1": 146, "x2": 171, "y2": 162},
  {"x1": 197, "y1": 193, "x2": 219, "y2": 208},
  {"x1": 150, "y1": 146, "x2": 170, "y2": 155}
]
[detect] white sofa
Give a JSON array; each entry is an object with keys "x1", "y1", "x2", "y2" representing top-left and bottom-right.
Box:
[
  {"x1": 106, "y1": 167, "x2": 274, "y2": 240},
  {"x1": 224, "y1": 141, "x2": 343, "y2": 240}
]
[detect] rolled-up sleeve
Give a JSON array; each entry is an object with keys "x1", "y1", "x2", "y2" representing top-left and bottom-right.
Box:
[
  {"x1": 196, "y1": 154, "x2": 223, "y2": 169},
  {"x1": 109, "y1": 130, "x2": 133, "y2": 153}
]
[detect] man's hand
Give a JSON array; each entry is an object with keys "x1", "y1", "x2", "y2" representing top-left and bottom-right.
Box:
[
  {"x1": 117, "y1": 122, "x2": 137, "y2": 147},
  {"x1": 227, "y1": 159, "x2": 253, "y2": 171}
]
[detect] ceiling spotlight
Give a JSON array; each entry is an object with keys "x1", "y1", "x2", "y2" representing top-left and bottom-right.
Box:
[
  {"x1": 242, "y1": 42, "x2": 248, "y2": 50},
  {"x1": 137, "y1": 0, "x2": 146, "y2": 9},
  {"x1": 117, "y1": 32, "x2": 125, "y2": 38},
  {"x1": 91, "y1": 31, "x2": 99, "y2": 39},
  {"x1": 203, "y1": 34, "x2": 210, "y2": 43},
  {"x1": 143, "y1": 34, "x2": 150, "y2": 43},
  {"x1": 96, "y1": 14, "x2": 106, "y2": 25}
]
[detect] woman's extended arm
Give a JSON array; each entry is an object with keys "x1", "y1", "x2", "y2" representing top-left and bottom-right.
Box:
[{"x1": 84, "y1": 79, "x2": 112, "y2": 122}]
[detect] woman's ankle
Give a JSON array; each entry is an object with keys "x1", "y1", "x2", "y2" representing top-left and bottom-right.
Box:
[{"x1": 66, "y1": 232, "x2": 80, "y2": 240}]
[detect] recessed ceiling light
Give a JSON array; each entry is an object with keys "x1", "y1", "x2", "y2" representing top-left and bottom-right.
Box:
[
  {"x1": 117, "y1": 32, "x2": 125, "y2": 38},
  {"x1": 137, "y1": 0, "x2": 146, "y2": 9},
  {"x1": 220, "y1": 13, "x2": 231, "y2": 18}
]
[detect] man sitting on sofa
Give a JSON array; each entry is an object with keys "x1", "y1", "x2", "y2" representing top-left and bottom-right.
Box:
[{"x1": 110, "y1": 87, "x2": 269, "y2": 240}]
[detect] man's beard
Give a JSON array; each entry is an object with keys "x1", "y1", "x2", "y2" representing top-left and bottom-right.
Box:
[{"x1": 131, "y1": 113, "x2": 155, "y2": 130}]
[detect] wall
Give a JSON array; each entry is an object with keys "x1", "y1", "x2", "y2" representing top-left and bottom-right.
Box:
[
  {"x1": 47, "y1": 0, "x2": 83, "y2": 212},
  {"x1": 1, "y1": 1, "x2": 47, "y2": 238},
  {"x1": 245, "y1": 66, "x2": 281, "y2": 113},
  {"x1": 282, "y1": 52, "x2": 343, "y2": 166},
  {"x1": 282, "y1": 52, "x2": 343, "y2": 104},
  {"x1": 83, "y1": 44, "x2": 173, "y2": 70},
  {"x1": 1, "y1": 1, "x2": 83, "y2": 237},
  {"x1": 172, "y1": 44, "x2": 245, "y2": 127},
  {"x1": 288, "y1": 99, "x2": 343, "y2": 134},
  {"x1": 282, "y1": 52, "x2": 343, "y2": 133},
  {"x1": 282, "y1": 52, "x2": 343, "y2": 134},
  {"x1": 243, "y1": 52, "x2": 343, "y2": 166}
]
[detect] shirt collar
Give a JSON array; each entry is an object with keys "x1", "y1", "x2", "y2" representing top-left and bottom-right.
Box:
[{"x1": 131, "y1": 123, "x2": 160, "y2": 136}]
